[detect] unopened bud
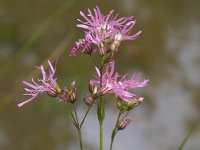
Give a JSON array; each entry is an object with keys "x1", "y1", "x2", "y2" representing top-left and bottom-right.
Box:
[
  {"x1": 70, "y1": 81, "x2": 76, "y2": 91},
  {"x1": 128, "y1": 97, "x2": 144, "y2": 109},
  {"x1": 110, "y1": 34, "x2": 122, "y2": 51},
  {"x1": 83, "y1": 94, "x2": 94, "y2": 106},
  {"x1": 68, "y1": 81, "x2": 77, "y2": 103},
  {"x1": 88, "y1": 80, "x2": 98, "y2": 94},
  {"x1": 118, "y1": 97, "x2": 144, "y2": 111},
  {"x1": 110, "y1": 43, "x2": 116, "y2": 51},
  {"x1": 117, "y1": 116, "x2": 132, "y2": 130},
  {"x1": 59, "y1": 89, "x2": 68, "y2": 102},
  {"x1": 117, "y1": 99, "x2": 122, "y2": 109},
  {"x1": 69, "y1": 92, "x2": 76, "y2": 103},
  {"x1": 98, "y1": 42, "x2": 107, "y2": 56}
]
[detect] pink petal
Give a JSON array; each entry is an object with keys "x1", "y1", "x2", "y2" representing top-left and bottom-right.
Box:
[
  {"x1": 23, "y1": 81, "x2": 37, "y2": 89},
  {"x1": 17, "y1": 93, "x2": 39, "y2": 107}
]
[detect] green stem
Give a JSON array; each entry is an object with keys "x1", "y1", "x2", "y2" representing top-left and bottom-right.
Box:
[
  {"x1": 100, "y1": 121, "x2": 103, "y2": 150},
  {"x1": 109, "y1": 111, "x2": 122, "y2": 150},
  {"x1": 78, "y1": 128, "x2": 84, "y2": 150},
  {"x1": 89, "y1": 52, "x2": 105, "y2": 150},
  {"x1": 98, "y1": 63, "x2": 104, "y2": 150},
  {"x1": 72, "y1": 103, "x2": 79, "y2": 123},
  {"x1": 71, "y1": 104, "x2": 92, "y2": 150},
  {"x1": 80, "y1": 106, "x2": 91, "y2": 127},
  {"x1": 71, "y1": 104, "x2": 84, "y2": 150}
]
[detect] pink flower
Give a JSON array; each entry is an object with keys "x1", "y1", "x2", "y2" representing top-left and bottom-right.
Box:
[
  {"x1": 18, "y1": 60, "x2": 61, "y2": 107},
  {"x1": 71, "y1": 6, "x2": 141, "y2": 56},
  {"x1": 92, "y1": 61, "x2": 148, "y2": 102}
]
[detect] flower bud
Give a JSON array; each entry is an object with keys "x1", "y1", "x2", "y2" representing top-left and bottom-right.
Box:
[
  {"x1": 68, "y1": 81, "x2": 77, "y2": 103},
  {"x1": 83, "y1": 94, "x2": 94, "y2": 106},
  {"x1": 117, "y1": 97, "x2": 144, "y2": 111},
  {"x1": 110, "y1": 43, "x2": 116, "y2": 51},
  {"x1": 117, "y1": 98, "x2": 122, "y2": 109},
  {"x1": 70, "y1": 81, "x2": 76, "y2": 91},
  {"x1": 110, "y1": 34, "x2": 122, "y2": 51},
  {"x1": 117, "y1": 116, "x2": 132, "y2": 130},
  {"x1": 59, "y1": 89, "x2": 68, "y2": 102},
  {"x1": 69, "y1": 92, "x2": 76, "y2": 103},
  {"x1": 98, "y1": 42, "x2": 108, "y2": 56},
  {"x1": 127, "y1": 97, "x2": 144, "y2": 109},
  {"x1": 88, "y1": 80, "x2": 98, "y2": 94}
]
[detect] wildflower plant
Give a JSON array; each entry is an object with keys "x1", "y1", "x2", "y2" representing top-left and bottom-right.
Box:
[{"x1": 18, "y1": 6, "x2": 148, "y2": 150}]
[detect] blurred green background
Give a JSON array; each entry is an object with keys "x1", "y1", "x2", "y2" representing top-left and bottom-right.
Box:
[{"x1": 0, "y1": 0, "x2": 200, "y2": 149}]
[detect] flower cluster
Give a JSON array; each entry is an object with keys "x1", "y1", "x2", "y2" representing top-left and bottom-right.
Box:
[
  {"x1": 19, "y1": 6, "x2": 149, "y2": 150},
  {"x1": 71, "y1": 6, "x2": 141, "y2": 57},
  {"x1": 70, "y1": 6, "x2": 148, "y2": 131}
]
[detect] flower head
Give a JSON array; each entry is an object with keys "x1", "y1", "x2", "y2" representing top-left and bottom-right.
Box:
[
  {"x1": 18, "y1": 60, "x2": 61, "y2": 107},
  {"x1": 71, "y1": 6, "x2": 141, "y2": 56},
  {"x1": 92, "y1": 61, "x2": 148, "y2": 102}
]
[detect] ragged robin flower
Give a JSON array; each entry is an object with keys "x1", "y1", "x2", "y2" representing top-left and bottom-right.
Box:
[
  {"x1": 71, "y1": 6, "x2": 141, "y2": 56},
  {"x1": 18, "y1": 60, "x2": 62, "y2": 107},
  {"x1": 92, "y1": 61, "x2": 148, "y2": 103}
]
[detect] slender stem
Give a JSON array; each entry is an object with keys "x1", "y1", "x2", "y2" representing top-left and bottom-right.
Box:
[
  {"x1": 71, "y1": 104, "x2": 84, "y2": 150},
  {"x1": 98, "y1": 63, "x2": 104, "y2": 150},
  {"x1": 70, "y1": 104, "x2": 92, "y2": 150},
  {"x1": 80, "y1": 106, "x2": 91, "y2": 127},
  {"x1": 100, "y1": 121, "x2": 103, "y2": 150},
  {"x1": 89, "y1": 53, "x2": 104, "y2": 150},
  {"x1": 77, "y1": 128, "x2": 84, "y2": 150},
  {"x1": 72, "y1": 103, "x2": 79, "y2": 123},
  {"x1": 109, "y1": 111, "x2": 122, "y2": 150}
]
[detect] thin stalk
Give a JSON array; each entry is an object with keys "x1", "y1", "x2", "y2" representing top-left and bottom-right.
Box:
[
  {"x1": 98, "y1": 63, "x2": 104, "y2": 150},
  {"x1": 71, "y1": 104, "x2": 84, "y2": 150},
  {"x1": 89, "y1": 53, "x2": 104, "y2": 150},
  {"x1": 70, "y1": 104, "x2": 92, "y2": 150},
  {"x1": 109, "y1": 111, "x2": 122, "y2": 150},
  {"x1": 100, "y1": 121, "x2": 103, "y2": 150},
  {"x1": 80, "y1": 106, "x2": 91, "y2": 127},
  {"x1": 72, "y1": 103, "x2": 79, "y2": 123},
  {"x1": 77, "y1": 128, "x2": 84, "y2": 150}
]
